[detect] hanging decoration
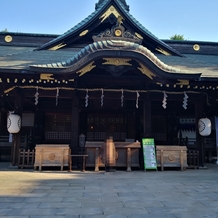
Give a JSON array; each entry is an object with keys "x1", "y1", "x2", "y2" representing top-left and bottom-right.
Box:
[
  {"x1": 183, "y1": 92, "x2": 189, "y2": 110},
  {"x1": 136, "y1": 91, "x2": 140, "y2": 108},
  {"x1": 7, "y1": 112, "x2": 21, "y2": 134},
  {"x1": 198, "y1": 118, "x2": 211, "y2": 136},
  {"x1": 56, "y1": 88, "x2": 59, "y2": 106},
  {"x1": 162, "y1": 91, "x2": 167, "y2": 109},
  {"x1": 34, "y1": 87, "x2": 39, "y2": 105},
  {"x1": 101, "y1": 89, "x2": 104, "y2": 107},
  {"x1": 4, "y1": 86, "x2": 211, "y2": 112},
  {"x1": 121, "y1": 89, "x2": 124, "y2": 107},
  {"x1": 85, "y1": 89, "x2": 89, "y2": 107}
]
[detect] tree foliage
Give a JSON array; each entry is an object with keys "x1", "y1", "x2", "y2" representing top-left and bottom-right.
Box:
[
  {"x1": 170, "y1": 34, "x2": 185, "y2": 40},
  {"x1": 1, "y1": 28, "x2": 8, "y2": 32}
]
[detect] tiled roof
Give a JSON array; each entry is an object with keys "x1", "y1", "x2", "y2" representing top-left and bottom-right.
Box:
[
  {"x1": 0, "y1": 47, "x2": 79, "y2": 69},
  {"x1": 156, "y1": 54, "x2": 218, "y2": 78},
  {"x1": 0, "y1": 44, "x2": 218, "y2": 79},
  {"x1": 0, "y1": 46, "x2": 35, "y2": 57}
]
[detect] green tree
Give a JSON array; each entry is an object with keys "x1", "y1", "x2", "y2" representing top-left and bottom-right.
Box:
[
  {"x1": 170, "y1": 34, "x2": 185, "y2": 40},
  {"x1": 1, "y1": 28, "x2": 8, "y2": 32}
]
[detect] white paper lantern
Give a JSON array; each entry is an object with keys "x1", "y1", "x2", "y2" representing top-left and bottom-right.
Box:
[
  {"x1": 198, "y1": 118, "x2": 211, "y2": 136},
  {"x1": 7, "y1": 114, "x2": 21, "y2": 133}
]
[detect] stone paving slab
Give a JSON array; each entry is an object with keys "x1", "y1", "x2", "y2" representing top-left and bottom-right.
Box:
[{"x1": 0, "y1": 162, "x2": 218, "y2": 217}]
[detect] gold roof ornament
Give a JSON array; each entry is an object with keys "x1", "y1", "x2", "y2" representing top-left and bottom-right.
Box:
[
  {"x1": 99, "y1": 5, "x2": 124, "y2": 23},
  {"x1": 49, "y1": 43, "x2": 66, "y2": 51},
  {"x1": 137, "y1": 63, "x2": 156, "y2": 80},
  {"x1": 40, "y1": 74, "x2": 54, "y2": 80},
  {"x1": 93, "y1": 16, "x2": 142, "y2": 44},
  {"x1": 156, "y1": 47, "x2": 171, "y2": 56},
  {"x1": 79, "y1": 30, "x2": 89, "y2": 37},
  {"x1": 176, "y1": 80, "x2": 189, "y2": 85},
  {"x1": 135, "y1": 32, "x2": 143, "y2": 40},
  {"x1": 76, "y1": 61, "x2": 96, "y2": 77},
  {"x1": 102, "y1": 58, "x2": 132, "y2": 66},
  {"x1": 5, "y1": 35, "x2": 13, "y2": 43},
  {"x1": 193, "y1": 44, "x2": 200, "y2": 51},
  {"x1": 115, "y1": 29, "x2": 122, "y2": 37}
]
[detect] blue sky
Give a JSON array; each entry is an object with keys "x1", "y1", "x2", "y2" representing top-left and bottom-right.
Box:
[{"x1": 1, "y1": 0, "x2": 218, "y2": 42}]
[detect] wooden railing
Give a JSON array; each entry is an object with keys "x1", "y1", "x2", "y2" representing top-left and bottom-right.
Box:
[
  {"x1": 187, "y1": 149, "x2": 199, "y2": 169},
  {"x1": 18, "y1": 149, "x2": 35, "y2": 168}
]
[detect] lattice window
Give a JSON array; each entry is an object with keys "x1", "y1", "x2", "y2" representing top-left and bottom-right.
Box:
[
  {"x1": 152, "y1": 116, "x2": 167, "y2": 142},
  {"x1": 45, "y1": 113, "x2": 71, "y2": 141},
  {"x1": 87, "y1": 113, "x2": 126, "y2": 141}
]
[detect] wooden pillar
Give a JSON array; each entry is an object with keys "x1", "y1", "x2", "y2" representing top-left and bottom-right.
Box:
[
  {"x1": 11, "y1": 88, "x2": 23, "y2": 166},
  {"x1": 143, "y1": 92, "x2": 152, "y2": 138},
  {"x1": 195, "y1": 94, "x2": 205, "y2": 167},
  {"x1": 71, "y1": 91, "x2": 79, "y2": 154}
]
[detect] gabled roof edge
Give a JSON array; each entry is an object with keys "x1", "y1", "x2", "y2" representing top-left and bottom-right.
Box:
[{"x1": 35, "y1": 0, "x2": 110, "y2": 51}]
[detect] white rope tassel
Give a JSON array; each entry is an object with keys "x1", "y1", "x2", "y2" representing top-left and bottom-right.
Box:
[
  {"x1": 34, "y1": 87, "x2": 39, "y2": 105},
  {"x1": 121, "y1": 89, "x2": 124, "y2": 107},
  {"x1": 101, "y1": 89, "x2": 104, "y2": 107},
  {"x1": 85, "y1": 89, "x2": 89, "y2": 107},
  {"x1": 136, "y1": 91, "x2": 140, "y2": 108},
  {"x1": 56, "y1": 88, "x2": 59, "y2": 106},
  {"x1": 183, "y1": 92, "x2": 189, "y2": 110},
  {"x1": 162, "y1": 91, "x2": 167, "y2": 109}
]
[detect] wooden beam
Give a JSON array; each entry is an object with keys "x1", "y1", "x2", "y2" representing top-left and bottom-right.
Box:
[
  {"x1": 71, "y1": 91, "x2": 79, "y2": 156},
  {"x1": 11, "y1": 88, "x2": 23, "y2": 166}
]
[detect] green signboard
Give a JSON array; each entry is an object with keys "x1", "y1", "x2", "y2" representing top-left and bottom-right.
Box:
[{"x1": 142, "y1": 138, "x2": 157, "y2": 170}]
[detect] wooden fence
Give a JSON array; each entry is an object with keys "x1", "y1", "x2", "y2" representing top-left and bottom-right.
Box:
[
  {"x1": 18, "y1": 149, "x2": 35, "y2": 168},
  {"x1": 187, "y1": 149, "x2": 199, "y2": 169}
]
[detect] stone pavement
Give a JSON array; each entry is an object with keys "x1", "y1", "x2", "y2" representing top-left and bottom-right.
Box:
[{"x1": 0, "y1": 162, "x2": 218, "y2": 218}]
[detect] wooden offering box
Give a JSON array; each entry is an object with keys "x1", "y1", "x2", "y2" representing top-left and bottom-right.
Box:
[
  {"x1": 156, "y1": 146, "x2": 187, "y2": 171},
  {"x1": 85, "y1": 141, "x2": 141, "y2": 171},
  {"x1": 34, "y1": 144, "x2": 70, "y2": 171}
]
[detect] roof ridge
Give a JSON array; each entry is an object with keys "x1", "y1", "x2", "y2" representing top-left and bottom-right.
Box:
[
  {"x1": 36, "y1": 0, "x2": 109, "y2": 50},
  {"x1": 96, "y1": 0, "x2": 129, "y2": 11},
  {"x1": 121, "y1": 7, "x2": 182, "y2": 56}
]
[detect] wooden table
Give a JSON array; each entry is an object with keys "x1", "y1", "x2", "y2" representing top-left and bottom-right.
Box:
[{"x1": 68, "y1": 154, "x2": 88, "y2": 172}]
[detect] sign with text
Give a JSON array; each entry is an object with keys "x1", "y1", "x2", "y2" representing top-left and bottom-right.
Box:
[{"x1": 142, "y1": 138, "x2": 157, "y2": 170}]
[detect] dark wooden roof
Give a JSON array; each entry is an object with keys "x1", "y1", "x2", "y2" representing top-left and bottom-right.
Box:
[
  {"x1": 35, "y1": 0, "x2": 182, "y2": 57},
  {"x1": 0, "y1": 0, "x2": 218, "y2": 84},
  {"x1": 1, "y1": 39, "x2": 218, "y2": 79}
]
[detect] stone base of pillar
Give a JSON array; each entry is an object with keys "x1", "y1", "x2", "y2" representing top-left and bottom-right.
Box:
[{"x1": 105, "y1": 165, "x2": 116, "y2": 172}]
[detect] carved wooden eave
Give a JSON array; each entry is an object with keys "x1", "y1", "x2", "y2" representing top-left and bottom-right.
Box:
[{"x1": 29, "y1": 39, "x2": 201, "y2": 84}]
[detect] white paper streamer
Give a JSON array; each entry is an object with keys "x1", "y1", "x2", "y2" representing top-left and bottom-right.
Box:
[
  {"x1": 136, "y1": 91, "x2": 140, "y2": 108},
  {"x1": 101, "y1": 89, "x2": 104, "y2": 107},
  {"x1": 162, "y1": 91, "x2": 167, "y2": 109},
  {"x1": 85, "y1": 89, "x2": 89, "y2": 107},
  {"x1": 121, "y1": 89, "x2": 124, "y2": 107},
  {"x1": 56, "y1": 88, "x2": 59, "y2": 106},
  {"x1": 34, "y1": 87, "x2": 39, "y2": 105},
  {"x1": 183, "y1": 92, "x2": 188, "y2": 110}
]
